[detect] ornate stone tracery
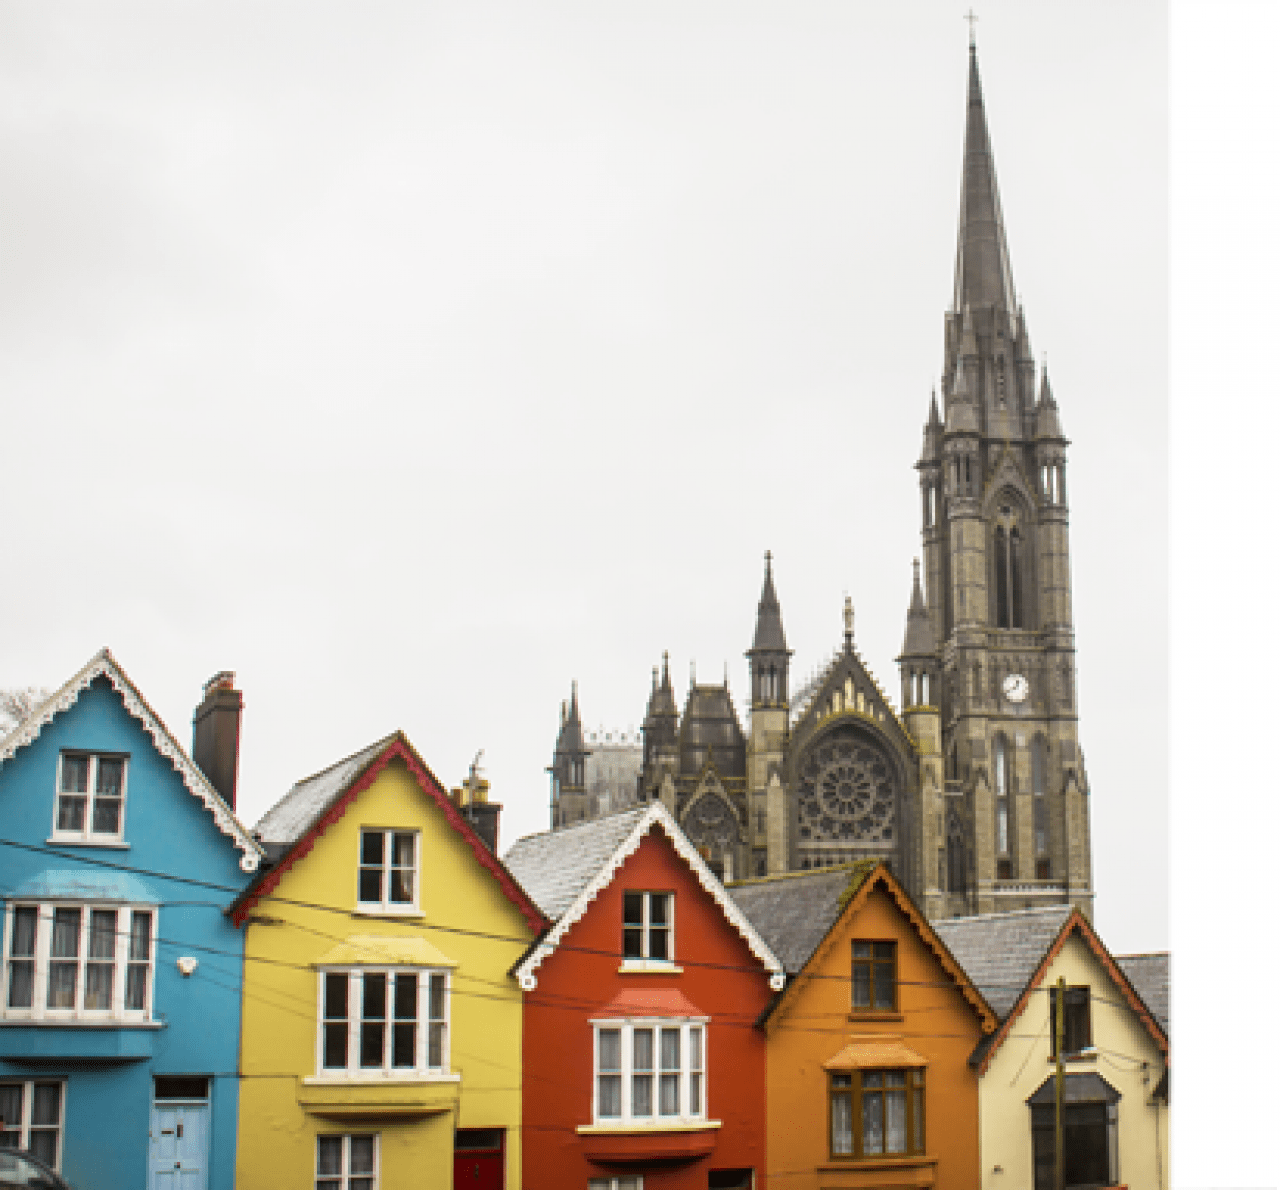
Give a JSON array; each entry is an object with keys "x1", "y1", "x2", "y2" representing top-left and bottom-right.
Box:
[{"x1": 795, "y1": 725, "x2": 897, "y2": 846}]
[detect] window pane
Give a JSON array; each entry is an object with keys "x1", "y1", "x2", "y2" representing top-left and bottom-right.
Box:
[
  {"x1": 360, "y1": 1023, "x2": 384, "y2": 1068},
  {"x1": 84, "y1": 962, "x2": 113, "y2": 1010},
  {"x1": 389, "y1": 869, "x2": 413, "y2": 904},
  {"x1": 873, "y1": 962, "x2": 894, "y2": 1010},
  {"x1": 688, "y1": 1027, "x2": 702, "y2": 1071},
  {"x1": 325, "y1": 973, "x2": 348, "y2": 1020},
  {"x1": 28, "y1": 1130, "x2": 57, "y2": 1168},
  {"x1": 0, "y1": 1086, "x2": 21, "y2": 1131},
  {"x1": 852, "y1": 942, "x2": 871, "y2": 959},
  {"x1": 56, "y1": 796, "x2": 86, "y2": 832},
  {"x1": 129, "y1": 912, "x2": 152, "y2": 961},
  {"x1": 428, "y1": 974, "x2": 445, "y2": 1021},
  {"x1": 598, "y1": 1074, "x2": 621, "y2": 1118},
  {"x1": 61, "y1": 756, "x2": 88, "y2": 793},
  {"x1": 316, "y1": 1136, "x2": 342, "y2": 1176},
  {"x1": 886, "y1": 1087, "x2": 906, "y2": 1153},
  {"x1": 632, "y1": 1073, "x2": 652, "y2": 1117},
  {"x1": 358, "y1": 869, "x2": 382, "y2": 903},
  {"x1": 10, "y1": 908, "x2": 36, "y2": 958},
  {"x1": 51, "y1": 909, "x2": 80, "y2": 958},
  {"x1": 873, "y1": 943, "x2": 893, "y2": 960},
  {"x1": 831, "y1": 1091, "x2": 853, "y2": 1155},
  {"x1": 598, "y1": 1030, "x2": 620, "y2": 1071},
  {"x1": 7, "y1": 961, "x2": 32, "y2": 1010},
  {"x1": 862, "y1": 1090, "x2": 884, "y2": 1155},
  {"x1": 913, "y1": 1085, "x2": 924, "y2": 1151},
  {"x1": 126, "y1": 965, "x2": 149, "y2": 1011},
  {"x1": 428, "y1": 1022, "x2": 444, "y2": 1068},
  {"x1": 660, "y1": 1028, "x2": 680, "y2": 1071},
  {"x1": 92, "y1": 795, "x2": 121, "y2": 835},
  {"x1": 622, "y1": 926, "x2": 643, "y2": 959},
  {"x1": 649, "y1": 894, "x2": 669, "y2": 924},
  {"x1": 349, "y1": 1135, "x2": 375, "y2": 1174},
  {"x1": 392, "y1": 1022, "x2": 416, "y2": 1068},
  {"x1": 648, "y1": 924, "x2": 668, "y2": 961},
  {"x1": 623, "y1": 893, "x2": 643, "y2": 925},
  {"x1": 324, "y1": 1024, "x2": 348, "y2": 1069},
  {"x1": 392, "y1": 833, "x2": 414, "y2": 867},
  {"x1": 47, "y1": 963, "x2": 77, "y2": 1009},
  {"x1": 89, "y1": 910, "x2": 116, "y2": 959},
  {"x1": 96, "y1": 758, "x2": 123, "y2": 795},
  {"x1": 360, "y1": 833, "x2": 384, "y2": 865},
  {"x1": 31, "y1": 1085, "x2": 59, "y2": 1128},
  {"x1": 363, "y1": 974, "x2": 386, "y2": 1020},
  {"x1": 689, "y1": 1072, "x2": 701, "y2": 1115},
  {"x1": 659, "y1": 1073, "x2": 679, "y2": 1116},
  {"x1": 632, "y1": 1028, "x2": 653, "y2": 1071},
  {"x1": 852, "y1": 965, "x2": 870, "y2": 1009},
  {"x1": 394, "y1": 973, "x2": 417, "y2": 1020}
]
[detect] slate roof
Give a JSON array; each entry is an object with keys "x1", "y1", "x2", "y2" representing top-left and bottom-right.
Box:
[
  {"x1": 931, "y1": 905, "x2": 1073, "y2": 1019},
  {"x1": 726, "y1": 863, "x2": 875, "y2": 975},
  {"x1": 502, "y1": 806, "x2": 650, "y2": 920},
  {"x1": 1116, "y1": 952, "x2": 1170, "y2": 1035},
  {"x1": 253, "y1": 733, "x2": 398, "y2": 845}
]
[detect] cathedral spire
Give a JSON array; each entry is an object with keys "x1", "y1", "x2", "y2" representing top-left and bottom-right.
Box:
[
  {"x1": 750, "y1": 550, "x2": 788, "y2": 653},
  {"x1": 952, "y1": 44, "x2": 1017, "y2": 316},
  {"x1": 900, "y1": 559, "x2": 934, "y2": 657}
]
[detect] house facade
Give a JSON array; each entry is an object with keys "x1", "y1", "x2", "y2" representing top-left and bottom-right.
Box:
[
  {"x1": 933, "y1": 908, "x2": 1170, "y2": 1190},
  {"x1": 729, "y1": 862, "x2": 997, "y2": 1190},
  {"x1": 0, "y1": 650, "x2": 263, "y2": 1190},
  {"x1": 506, "y1": 803, "x2": 785, "y2": 1190},
  {"x1": 230, "y1": 732, "x2": 545, "y2": 1190}
]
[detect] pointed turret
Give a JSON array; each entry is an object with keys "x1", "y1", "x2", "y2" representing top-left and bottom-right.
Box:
[
  {"x1": 645, "y1": 651, "x2": 679, "y2": 721},
  {"x1": 747, "y1": 552, "x2": 792, "y2": 709},
  {"x1": 548, "y1": 680, "x2": 591, "y2": 826},
  {"x1": 919, "y1": 390, "x2": 943, "y2": 464},
  {"x1": 900, "y1": 559, "x2": 935, "y2": 658},
  {"x1": 952, "y1": 44, "x2": 1017, "y2": 317},
  {"x1": 1035, "y1": 368, "x2": 1066, "y2": 440},
  {"x1": 750, "y1": 551, "x2": 788, "y2": 653}
]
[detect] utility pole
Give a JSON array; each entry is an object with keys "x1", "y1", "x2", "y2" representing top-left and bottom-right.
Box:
[{"x1": 1055, "y1": 976, "x2": 1066, "y2": 1190}]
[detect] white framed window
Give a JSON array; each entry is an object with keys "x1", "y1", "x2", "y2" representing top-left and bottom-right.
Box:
[
  {"x1": 51, "y1": 753, "x2": 128, "y2": 843},
  {"x1": 318, "y1": 969, "x2": 448, "y2": 1078},
  {"x1": 622, "y1": 892, "x2": 673, "y2": 963},
  {"x1": 316, "y1": 1133, "x2": 377, "y2": 1190},
  {"x1": 592, "y1": 1019, "x2": 706, "y2": 1125},
  {"x1": 0, "y1": 1080, "x2": 64, "y2": 1170},
  {"x1": 589, "y1": 1179, "x2": 643, "y2": 1190},
  {"x1": 356, "y1": 830, "x2": 419, "y2": 913},
  {"x1": 2, "y1": 903, "x2": 155, "y2": 1022}
]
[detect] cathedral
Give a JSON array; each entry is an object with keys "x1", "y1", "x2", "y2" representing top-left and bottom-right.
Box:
[{"x1": 547, "y1": 43, "x2": 1092, "y2": 923}]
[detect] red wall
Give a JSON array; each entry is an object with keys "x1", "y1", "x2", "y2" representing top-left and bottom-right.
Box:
[{"x1": 522, "y1": 826, "x2": 773, "y2": 1188}]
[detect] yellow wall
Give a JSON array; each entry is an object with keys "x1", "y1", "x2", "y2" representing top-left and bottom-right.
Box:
[
  {"x1": 235, "y1": 758, "x2": 534, "y2": 1188},
  {"x1": 979, "y1": 933, "x2": 1167, "y2": 1190}
]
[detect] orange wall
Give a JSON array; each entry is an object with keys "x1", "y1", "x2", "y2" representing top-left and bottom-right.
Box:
[
  {"x1": 523, "y1": 826, "x2": 774, "y2": 1188},
  {"x1": 766, "y1": 882, "x2": 985, "y2": 1189}
]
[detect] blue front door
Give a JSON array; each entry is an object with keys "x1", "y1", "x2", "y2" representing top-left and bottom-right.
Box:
[{"x1": 148, "y1": 1102, "x2": 209, "y2": 1190}]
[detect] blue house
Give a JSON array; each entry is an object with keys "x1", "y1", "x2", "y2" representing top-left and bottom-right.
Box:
[{"x1": 0, "y1": 649, "x2": 263, "y2": 1189}]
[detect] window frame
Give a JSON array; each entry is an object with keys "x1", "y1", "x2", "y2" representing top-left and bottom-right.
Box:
[
  {"x1": 1049, "y1": 985, "x2": 1092, "y2": 1058},
  {"x1": 2, "y1": 901, "x2": 157, "y2": 1023},
  {"x1": 0, "y1": 1079, "x2": 64, "y2": 1171},
  {"x1": 315, "y1": 1132, "x2": 379, "y2": 1190},
  {"x1": 828, "y1": 1067, "x2": 925, "y2": 1160},
  {"x1": 590, "y1": 1017, "x2": 708, "y2": 1126},
  {"x1": 50, "y1": 752, "x2": 129, "y2": 845},
  {"x1": 355, "y1": 829, "x2": 421, "y2": 915},
  {"x1": 314, "y1": 967, "x2": 451, "y2": 1080},
  {"x1": 621, "y1": 891, "x2": 675, "y2": 967},
  {"x1": 850, "y1": 940, "x2": 897, "y2": 1012}
]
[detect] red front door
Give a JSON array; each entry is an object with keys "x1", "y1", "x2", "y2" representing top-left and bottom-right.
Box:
[{"x1": 453, "y1": 1129, "x2": 504, "y2": 1190}]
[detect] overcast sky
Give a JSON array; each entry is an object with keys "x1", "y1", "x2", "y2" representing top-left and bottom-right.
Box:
[{"x1": 2, "y1": 6, "x2": 1169, "y2": 937}]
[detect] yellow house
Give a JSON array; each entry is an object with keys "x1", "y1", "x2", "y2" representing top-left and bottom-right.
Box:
[
  {"x1": 935, "y1": 908, "x2": 1169, "y2": 1190},
  {"x1": 230, "y1": 733, "x2": 546, "y2": 1189}
]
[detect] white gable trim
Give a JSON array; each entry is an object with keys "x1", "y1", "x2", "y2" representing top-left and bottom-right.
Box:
[
  {"x1": 0, "y1": 648, "x2": 263, "y2": 871},
  {"x1": 514, "y1": 801, "x2": 784, "y2": 992}
]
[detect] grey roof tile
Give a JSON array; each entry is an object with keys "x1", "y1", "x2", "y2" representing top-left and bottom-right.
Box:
[
  {"x1": 726, "y1": 865, "x2": 871, "y2": 975},
  {"x1": 253, "y1": 733, "x2": 397, "y2": 846},
  {"x1": 932, "y1": 905, "x2": 1072, "y2": 1019},
  {"x1": 1116, "y1": 952, "x2": 1170, "y2": 1036},
  {"x1": 502, "y1": 806, "x2": 649, "y2": 920}
]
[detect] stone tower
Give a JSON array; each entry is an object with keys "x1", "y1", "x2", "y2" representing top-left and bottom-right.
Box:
[
  {"x1": 547, "y1": 682, "x2": 589, "y2": 827},
  {"x1": 905, "y1": 43, "x2": 1091, "y2": 920}
]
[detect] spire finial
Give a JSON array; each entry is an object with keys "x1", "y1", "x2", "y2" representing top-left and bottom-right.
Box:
[
  {"x1": 662, "y1": 650, "x2": 671, "y2": 688},
  {"x1": 690, "y1": 659, "x2": 696, "y2": 688},
  {"x1": 652, "y1": 665, "x2": 659, "y2": 693},
  {"x1": 723, "y1": 661, "x2": 729, "y2": 688},
  {"x1": 764, "y1": 548, "x2": 772, "y2": 576},
  {"x1": 965, "y1": 8, "x2": 978, "y2": 49},
  {"x1": 913, "y1": 556, "x2": 921, "y2": 580},
  {"x1": 843, "y1": 595, "x2": 855, "y2": 651}
]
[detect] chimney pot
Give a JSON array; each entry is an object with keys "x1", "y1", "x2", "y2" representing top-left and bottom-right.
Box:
[{"x1": 193, "y1": 672, "x2": 243, "y2": 811}]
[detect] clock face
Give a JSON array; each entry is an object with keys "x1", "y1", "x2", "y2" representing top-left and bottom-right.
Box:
[{"x1": 1003, "y1": 673, "x2": 1029, "y2": 703}]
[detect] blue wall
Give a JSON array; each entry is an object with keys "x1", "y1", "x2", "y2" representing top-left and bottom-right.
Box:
[{"x1": 0, "y1": 676, "x2": 255, "y2": 1190}]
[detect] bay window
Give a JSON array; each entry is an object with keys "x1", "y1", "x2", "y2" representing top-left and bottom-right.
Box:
[
  {"x1": 592, "y1": 1019, "x2": 705, "y2": 1124},
  {"x1": 52, "y1": 753, "x2": 127, "y2": 843},
  {"x1": 829, "y1": 1069, "x2": 925, "y2": 1159},
  {"x1": 318, "y1": 968, "x2": 448, "y2": 1077},
  {"x1": 3, "y1": 903, "x2": 155, "y2": 1021}
]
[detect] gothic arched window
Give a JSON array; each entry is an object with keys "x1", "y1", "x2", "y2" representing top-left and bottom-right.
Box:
[
  {"x1": 1032, "y1": 734, "x2": 1048, "y2": 857},
  {"x1": 993, "y1": 502, "x2": 1028, "y2": 629},
  {"x1": 993, "y1": 734, "x2": 1010, "y2": 857}
]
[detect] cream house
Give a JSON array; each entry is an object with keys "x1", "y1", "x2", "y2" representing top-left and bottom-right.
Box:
[{"x1": 934, "y1": 907, "x2": 1169, "y2": 1190}]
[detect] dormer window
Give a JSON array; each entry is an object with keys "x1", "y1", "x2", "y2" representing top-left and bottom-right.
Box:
[
  {"x1": 622, "y1": 892, "x2": 673, "y2": 963},
  {"x1": 52, "y1": 753, "x2": 127, "y2": 843}
]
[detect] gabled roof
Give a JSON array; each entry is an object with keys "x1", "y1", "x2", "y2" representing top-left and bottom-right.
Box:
[
  {"x1": 938, "y1": 907, "x2": 1169, "y2": 1076},
  {"x1": 932, "y1": 905, "x2": 1072, "y2": 1018},
  {"x1": 728, "y1": 861, "x2": 997, "y2": 1033},
  {"x1": 1116, "y1": 952, "x2": 1170, "y2": 1036},
  {"x1": 505, "y1": 801, "x2": 785, "y2": 993},
  {"x1": 0, "y1": 647, "x2": 263, "y2": 871},
  {"x1": 230, "y1": 732, "x2": 547, "y2": 934}
]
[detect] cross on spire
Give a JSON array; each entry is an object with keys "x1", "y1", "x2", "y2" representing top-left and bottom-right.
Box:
[{"x1": 965, "y1": 8, "x2": 978, "y2": 48}]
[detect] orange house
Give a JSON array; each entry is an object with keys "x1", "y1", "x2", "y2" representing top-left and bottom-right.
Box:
[{"x1": 729, "y1": 861, "x2": 996, "y2": 1190}]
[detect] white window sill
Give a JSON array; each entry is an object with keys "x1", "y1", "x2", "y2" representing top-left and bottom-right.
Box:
[
  {"x1": 618, "y1": 960, "x2": 682, "y2": 975},
  {"x1": 352, "y1": 906, "x2": 425, "y2": 919},
  {"x1": 45, "y1": 837, "x2": 130, "y2": 849},
  {"x1": 577, "y1": 1119, "x2": 720, "y2": 1134},
  {"x1": 0, "y1": 1017, "x2": 162, "y2": 1029},
  {"x1": 303, "y1": 1072, "x2": 460, "y2": 1085}
]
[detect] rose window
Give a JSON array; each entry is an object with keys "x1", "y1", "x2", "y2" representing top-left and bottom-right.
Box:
[{"x1": 796, "y1": 731, "x2": 896, "y2": 843}]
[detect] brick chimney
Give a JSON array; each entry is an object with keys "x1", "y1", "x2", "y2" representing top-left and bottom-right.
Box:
[{"x1": 192, "y1": 671, "x2": 243, "y2": 810}]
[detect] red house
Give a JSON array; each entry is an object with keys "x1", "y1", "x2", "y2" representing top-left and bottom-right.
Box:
[{"x1": 505, "y1": 803, "x2": 785, "y2": 1190}]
